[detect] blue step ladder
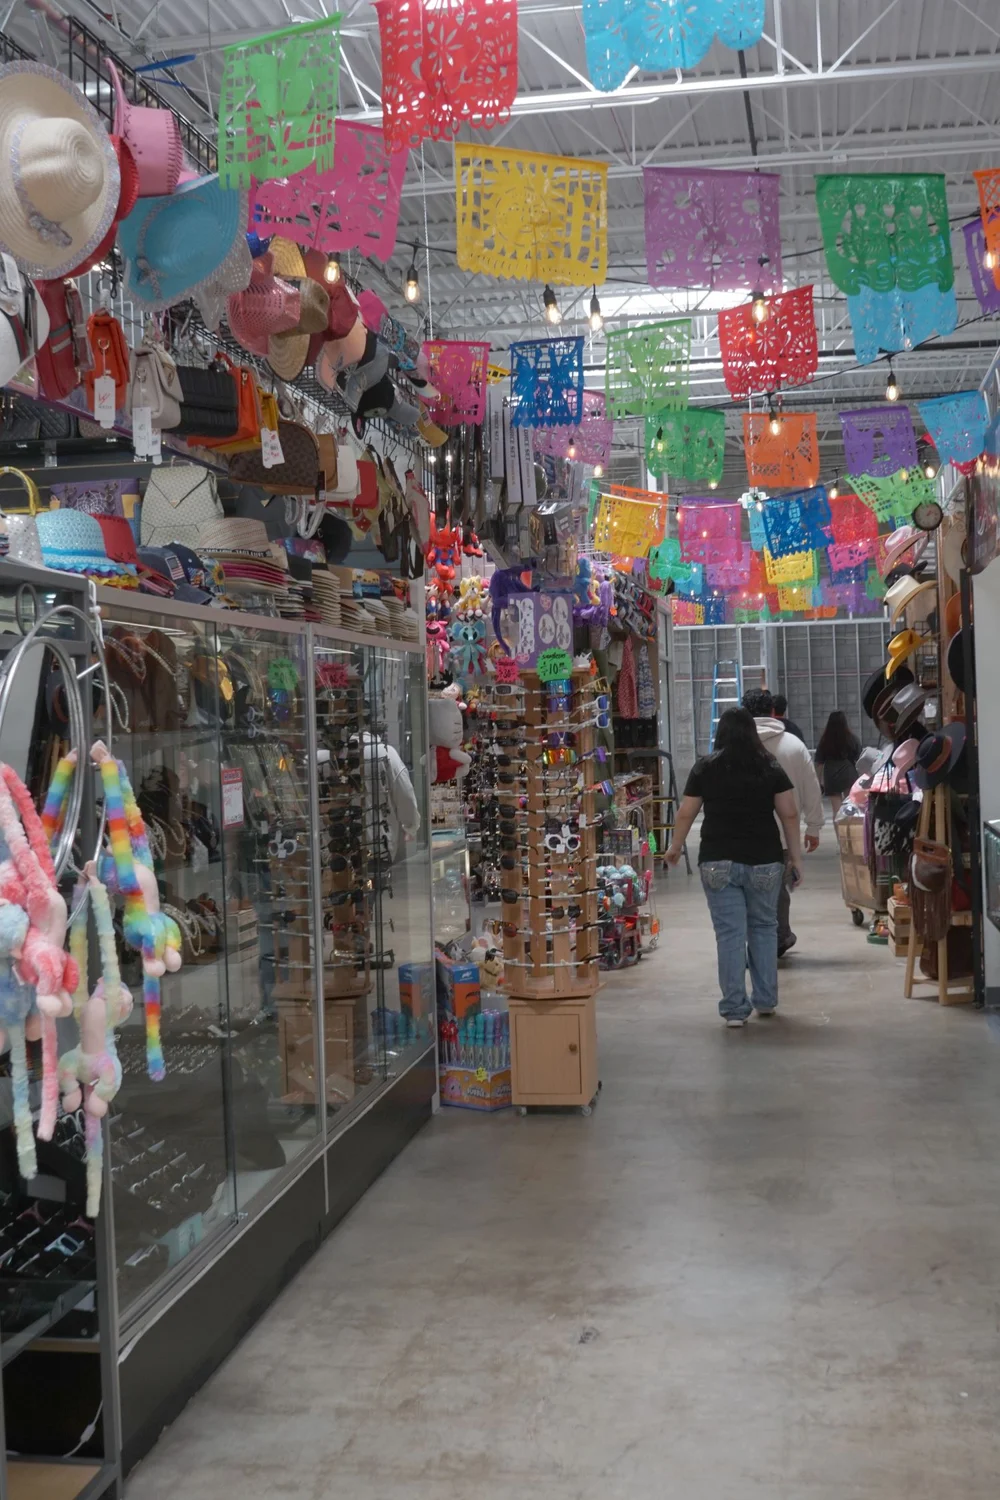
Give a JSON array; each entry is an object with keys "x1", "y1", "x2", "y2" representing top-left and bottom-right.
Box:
[{"x1": 709, "y1": 658, "x2": 743, "y2": 750}]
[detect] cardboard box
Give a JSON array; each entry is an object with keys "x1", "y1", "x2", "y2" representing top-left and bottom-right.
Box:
[
  {"x1": 435, "y1": 955, "x2": 481, "y2": 1019},
  {"x1": 399, "y1": 961, "x2": 434, "y2": 1018},
  {"x1": 439, "y1": 1064, "x2": 511, "y2": 1112}
]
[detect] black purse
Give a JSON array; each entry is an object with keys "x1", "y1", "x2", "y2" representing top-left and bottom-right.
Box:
[
  {"x1": 0, "y1": 394, "x2": 41, "y2": 449},
  {"x1": 173, "y1": 362, "x2": 240, "y2": 440}
]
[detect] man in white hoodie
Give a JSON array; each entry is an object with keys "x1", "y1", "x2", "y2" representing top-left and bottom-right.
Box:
[{"x1": 743, "y1": 689, "x2": 824, "y2": 956}]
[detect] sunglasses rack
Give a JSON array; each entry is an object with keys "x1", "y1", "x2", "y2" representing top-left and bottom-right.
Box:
[{"x1": 494, "y1": 669, "x2": 602, "y2": 1004}]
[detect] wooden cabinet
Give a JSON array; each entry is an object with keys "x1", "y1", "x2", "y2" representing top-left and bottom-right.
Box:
[{"x1": 509, "y1": 997, "x2": 598, "y2": 1108}]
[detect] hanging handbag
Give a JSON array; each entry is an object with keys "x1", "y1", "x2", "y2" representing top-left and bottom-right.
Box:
[
  {"x1": 324, "y1": 429, "x2": 359, "y2": 502},
  {"x1": 0, "y1": 394, "x2": 41, "y2": 448},
  {"x1": 316, "y1": 432, "x2": 339, "y2": 494},
  {"x1": 35, "y1": 278, "x2": 81, "y2": 402},
  {"x1": 84, "y1": 308, "x2": 130, "y2": 411},
  {"x1": 127, "y1": 343, "x2": 183, "y2": 431},
  {"x1": 140, "y1": 463, "x2": 224, "y2": 547},
  {"x1": 173, "y1": 361, "x2": 240, "y2": 441},
  {"x1": 227, "y1": 422, "x2": 320, "y2": 496},
  {"x1": 197, "y1": 355, "x2": 262, "y2": 451},
  {"x1": 0, "y1": 465, "x2": 44, "y2": 567}
]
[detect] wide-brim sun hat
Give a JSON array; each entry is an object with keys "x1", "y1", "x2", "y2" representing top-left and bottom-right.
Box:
[
  {"x1": 118, "y1": 173, "x2": 250, "y2": 312},
  {"x1": 65, "y1": 133, "x2": 139, "y2": 278},
  {"x1": 36, "y1": 508, "x2": 133, "y2": 583},
  {"x1": 268, "y1": 236, "x2": 307, "y2": 280},
  {"x1": 228, "y1": 264, "x2": 300, "y2": 357},
  {"x1": 0, "y1": 61, "x2": 121, "y2": 279}
]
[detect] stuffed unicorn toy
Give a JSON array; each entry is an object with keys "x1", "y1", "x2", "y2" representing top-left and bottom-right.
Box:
[
  {"x1": 0, "y1": 760, "x2": 79, "y2": 1142},
  {"x1": 91, "y1": 741, "x2": 180, "y2": 1081},
  {"x1": 0, "y1": 864, "x2": 35, "y2": 1179},
  {"x1": 59, "y1": 862, "x2": 132, "y2": 1215}
]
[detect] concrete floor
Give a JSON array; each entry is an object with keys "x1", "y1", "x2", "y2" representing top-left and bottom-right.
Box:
[{"x1": 125, "y1": 840, "x2": 1000, "y2": 1499}]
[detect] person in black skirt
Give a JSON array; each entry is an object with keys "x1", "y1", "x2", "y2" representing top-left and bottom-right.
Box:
[{"x1": 815, "y1": 711, "x2": 862, "y2": 822}]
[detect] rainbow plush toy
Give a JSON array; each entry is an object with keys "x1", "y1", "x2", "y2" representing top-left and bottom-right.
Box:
[
  {"x1": 91, "y1": 741, "x2": 181, "y2": 1082},
  {"x1": 0, "y1": 846, "x2": 35, "y2": 1179},
  {"x1": 0, "y1": 761, "x2": 79, "y2": 1143},
  {"x1": 60, "y1": 863, "x2": 132, "y2": 1215}
]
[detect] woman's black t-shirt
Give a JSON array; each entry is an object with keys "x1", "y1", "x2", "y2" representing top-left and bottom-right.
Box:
[{"x1": 684, "y1": 753, "x2": 793, "y2": 865}]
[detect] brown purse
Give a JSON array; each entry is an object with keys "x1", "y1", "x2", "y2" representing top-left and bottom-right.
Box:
[
  {"x1": 909, "y1": 837, "x2": 952, "y2": 943},
  {"x1": 227, "y1": 420, "x2": 320, "y2": 495}
]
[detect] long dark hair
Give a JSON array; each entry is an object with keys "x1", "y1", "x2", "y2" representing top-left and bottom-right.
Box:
[
  {"x1": 710, "y1": 707, "x2": 777, "y2": 777},
  {"x1": 816, "y1": 710, "x2": 855, "y2": 761}
]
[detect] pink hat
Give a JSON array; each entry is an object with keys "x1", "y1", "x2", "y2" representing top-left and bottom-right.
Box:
[
  {"x1": 892, "y1": 737, "x2": 920, "y2": 774},
  {"x1": 227, "y1": 261, "x2": 300, "y2": 356},
  {"x1": 108, "y1": 60, "x2": 182, "y2": 199},
  {"x1": 357, "y1": 289, "x2": 388, "y2": 334},
  {"x1": 879, "y1": 524, "x2": 929, "y2": 578}
]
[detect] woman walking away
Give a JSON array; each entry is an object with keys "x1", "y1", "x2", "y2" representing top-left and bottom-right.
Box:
[
  {"x1": 666, "y1": 708, "x2": 805, "y2": 1028},
  {"x1": 815, "y1": 711, "x2": 862, "y2": 823}
]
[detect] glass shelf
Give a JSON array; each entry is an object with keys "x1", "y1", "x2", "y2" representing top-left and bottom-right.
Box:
[{"x1": 0, "y1": 1278, "x2": 95, "y2": 1368}]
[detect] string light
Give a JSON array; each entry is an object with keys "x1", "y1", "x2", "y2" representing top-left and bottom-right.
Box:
[
  {"x1": 543, "y1": 284, "x2": 562, "y2": 325},
  {"x1": 767, "y1": 395, "x2": 781, "y2": 437},
  {"x1": 920, "y1": 440, "x2": 939, "y2": 479},
  {"x1": 986, "y1": 246, "x2": 998, "y2": 271},
  {"x1": 708, "y1": 479, "x2": 718, "y2": 490},
  {"x1": 404, "y1": 243, "x2": 421, "y2": 303},
  {"x1": 885, "y1": 361, "x2": 900, "y2": 402},
  {"x1": 324, "y1": 252, "x2": 341, "y2": 284},
  {"x1": 589, "y1": 286, "x2": 603, "y2": 333},
  {"x1": 593, "y1": 461, "x2": 603, "y2": 477},
  {"x1": 828, "y1": 473, "x2": 840, "y2": 500},
  {"x1": 750, "y1": 288, "x2": 768, "y2": 325},
  {"x1": 654, "y1": 427, "x2": 664, "y2": 455},
  {"x1": 566, "y1": 436, "x2": 577, "y2": 459}
]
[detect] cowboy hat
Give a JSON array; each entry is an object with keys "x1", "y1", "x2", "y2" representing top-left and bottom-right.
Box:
[
  {"x1": 913, "y1": 723, "x2": 967, "y2": 790},
  {"x1": 885, "y1": 574, "x2": 936, "y2": 622},
  {"x1": 890, "y1": 683, "x2": 928, "y2": 740},
  {"x1": 863, "y1": 663, "x2": 914, "y2": 721},
  {"x1": 946, "y1": 628, "x2": 967, "y2": 692},
  {"x1": 0, "y1": 61, "x2": 121, "y2": 279},
  {"x1": 885, "y1": 628, "x2": 923, "y2": 681},
  {"x1": 879, "y1": 524, "x2": 928, "y2": 577},
  {"x1": 944, "y1": 590, "x2": 962, "y2": 639},
  {"x1": 892, "y1": 737, "x2": 921, "y2": 775},
  {"x1": 119, "y1": 174, "x2": 251, "y2": 313}
]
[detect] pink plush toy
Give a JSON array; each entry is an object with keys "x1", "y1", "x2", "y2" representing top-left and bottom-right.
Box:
[{"x1": 0, "y1": 761, "x2": 78, "y2": 1141}]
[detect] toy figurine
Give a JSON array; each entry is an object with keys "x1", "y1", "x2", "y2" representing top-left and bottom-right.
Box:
[{"x1": 428, "y1": 695, "x2": 471, "y2": 784}]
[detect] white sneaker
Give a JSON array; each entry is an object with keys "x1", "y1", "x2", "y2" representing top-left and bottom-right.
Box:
[{"x1": 725, "y1": 1017, "x2": 748, "y2": 1028}]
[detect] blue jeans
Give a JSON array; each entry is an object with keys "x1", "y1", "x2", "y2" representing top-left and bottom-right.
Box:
[{"x1": 699, "y1": 860, "x2": 784, "y2": 1020}]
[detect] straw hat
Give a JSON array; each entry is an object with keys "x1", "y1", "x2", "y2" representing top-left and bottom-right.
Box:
[
  {"x1": 268, "y1": 279, "x2": 330, "y2": 381},
  {"x1": 227, "y1": 260, "x2": 300, "y2": 357},
  {"x1": 268, "y1": 236, "x2": 307, "y2": 280},
  {"x1": 199, "y1": 517, "x2": 272, "y2": 555},
  {"x1": 65, "y1": 134, "x2": 139, "y2": 278},
  {"x1": 0, "y1": 62, "x2": 121, "y2": 279},
  {"x1": 885, "y1": 574, "x2": 936, "y2": 622},
  {"x1": 118, "y1": 174, "x2": 250, "y2": 313}
]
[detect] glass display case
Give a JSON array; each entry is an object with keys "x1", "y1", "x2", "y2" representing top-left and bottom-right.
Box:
[
  {"x1": 432, "y1": 832, "x2": 471, "y2": 946},
  {"x1": 92, "y1": 596, "x2": 435, "y2": 1330}
]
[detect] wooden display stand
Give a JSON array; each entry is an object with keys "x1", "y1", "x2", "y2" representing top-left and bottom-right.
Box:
[
  {"x1": 903, "y1": 783, "x2": 973, "y2": 1005},
  {"x1": 500, "y1": 669, "x2": 601, "y2": 1003},
  {"x1": 510, "y1": 995, "x2": 599, "y2": 1112}
]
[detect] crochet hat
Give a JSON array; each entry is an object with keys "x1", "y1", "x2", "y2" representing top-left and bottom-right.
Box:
[
  {"x1": 0, "y1": 61, "x2": 121, "y2": 279},
  {"x1": 267, "y1": 278, "x2": 330, "y2": 381},
  {"x1": 36, "y1": 508, "x2": 136, "y2": 584},
  {"x1": 119, "y1": 174, "x2": 251, "y2": 314},
  {"x1": 227, "y1": 260, "x2": 300, "y2": 357}
]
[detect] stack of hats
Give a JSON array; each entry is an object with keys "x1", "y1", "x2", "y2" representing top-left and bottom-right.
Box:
[
  {"x1": 199, "y1": 518, "x2": 287, "y2": 597},
  {"x1": 311, "y1": 570, "x2": 342, "y2": 628},
  {"x1": 136, "y1": 542, "x2": 217, "y2": 603},
  {"x1": 384, "y1": 594, "x2": 419, "y2": 642},
  {"x1": 36, "y1": 510, "x2": 138, "y2": 588}
]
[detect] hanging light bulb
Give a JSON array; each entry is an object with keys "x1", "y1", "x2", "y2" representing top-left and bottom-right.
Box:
[
  {"x1": 708, "y1": 479, "x2": 718, "y2": 490},
  {"x1": 655, "y1": 427, "x2": 664, "y2": 455},
  {"x1": 324, "y1": 252, "x2": 342, "y2": 284},
  {"x1": 924, "y1": 454, "x2": 939, "y2": 480},
  {"x1": 885, "y1": 361, "x2": 900, "y2": 402},
  {"x1": 404, "y1": 244, "x2": 421, "y2": 304},
  {"x1": 986, "y1": 246, "x2": 998, "y2": 271},
  {"x1": 750, "y1": 288, "x2": 768, "y2": 325},
  {"x1": 589, "y1": 286, "x2": 603, "y2": 333},
  {"x1": 543, "y1": 284, "x2": 561, "y2": 325},
  {"x1": 767, "y1": 395, "x2": 781, "y2": 437},
  {"x1": 828, "y1": 473, "x2": 840, "y2": 500},
  {"x1": 593, "y1": 461, "x2": 604, "y2": 478},
  {"x1": 567, "y1": 436, "x2": 577, "y2": 460}
]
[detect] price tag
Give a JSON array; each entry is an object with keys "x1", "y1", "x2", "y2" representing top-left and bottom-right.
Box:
[
  {"x1": 494, "y1": 655, "x2": 519, "y2": 684},
  {"x1": 93, "y1": 374, "x2": 116, "y2": 428},
  {"x1": 261, "y1": 425, "x2": 284, "y2": 468},
  {"x1": 131, "y1": 404, "x2": 153, "y2": 457},
  {"x1": 150, "y1": 426, "x2": 162, "y2": 465},
  {"x1": 221, "y1": 766, "x2": 244, "y2": 829},
  {"x1": 536, "y1": 647, "x2": 573, "y2": 682}
]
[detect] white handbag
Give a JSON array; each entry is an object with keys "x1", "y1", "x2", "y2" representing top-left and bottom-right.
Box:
[
  {"x1": 127, "y1": 344, "x2": 183, "y2": 431},
  {"x1": 140, "y1": 464, "x2": 223, "y2": 548},
  {"x1": 325, "y1": 428, "x2": 359, "y2": 502}
]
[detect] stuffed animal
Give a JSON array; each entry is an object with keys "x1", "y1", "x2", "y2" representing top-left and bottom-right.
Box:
[
  {"x1": 59, "y1": 863, "x2": 132, "y2": 1215},
  {"x1": 92, "y1": 741, "x2": 181, "y2": 1081},
  {"x1": 428, "y1": 695, "x2": 471, "y2": 784},
  {"x1": 0, "y1": 883, "x2": 34, "y2": 1178},
  {"x1": 0, "y1": 761, "x2": 79, "y2": 1142}
]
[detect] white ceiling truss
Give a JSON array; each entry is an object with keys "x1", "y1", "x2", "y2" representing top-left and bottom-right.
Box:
[{"x1": 5, "y1": 0, "x2": 1000, "y2": 487}]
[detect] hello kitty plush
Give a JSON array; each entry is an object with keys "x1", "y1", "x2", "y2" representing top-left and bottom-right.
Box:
[{"x1": 428, "y1": 695, "x2": 471, "y2": 784}]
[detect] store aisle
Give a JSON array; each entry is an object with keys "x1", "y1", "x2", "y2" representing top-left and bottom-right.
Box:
[{"x1": 126, "y1": 841, "x2": 1000, "y2": 1500}]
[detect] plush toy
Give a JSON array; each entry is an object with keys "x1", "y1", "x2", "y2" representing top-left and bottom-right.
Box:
[
  {"x1": 425, "y1": 516, "x2": 463, "y2": 594},
  {"x1": 92, "y1": 741, "x2": 181, "y2": 1082},
  {"x1": 59, "y1": 863, "x2": 132, "y2": 1215},
  {"x1": 0, "y1": 761, "x2": 79, "y2": 1142},
  {"x1": 470, "y1": 932, "x2": 503, "y2": 983},
  {"x1": 428, "y1": 695, "x2": 471, "y2": 784},
  {"x1": 0, "y1": 878, "x2": 34, "y2": 1179},
  {"x1": 454, "y1": 575, "x2": 488, "y2": 622}
]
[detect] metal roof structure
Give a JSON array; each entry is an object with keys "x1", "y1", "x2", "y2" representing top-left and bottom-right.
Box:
[{"x1": 6, "y1": 0, "x2": 1000, "y2": 486}]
